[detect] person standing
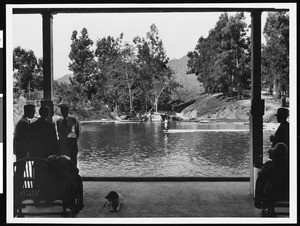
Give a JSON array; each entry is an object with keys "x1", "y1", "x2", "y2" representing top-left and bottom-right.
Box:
[
  {"x1": 56, "y1": 103, "x2": 81, "y2": 166},
  {"x1": 164, "y1": 116, "x2": 169, "y2": 132},
  {"x1": 29, "y1": 106, "x2": 58, "y2": 158},
  {"x1": 13, "y1": 104, "x2": 35, "y2": 160},
  {"x1": 270, "y1": 108, "x2": 289, "y2": 148}
]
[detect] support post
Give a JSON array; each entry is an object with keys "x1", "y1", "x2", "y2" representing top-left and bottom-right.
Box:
[
  {"x1": 250, "y1": 10, "x2": 264, "y2": 195},
  {"x1": 41, "y1": 11, "x2": 54, "y2": 122}
]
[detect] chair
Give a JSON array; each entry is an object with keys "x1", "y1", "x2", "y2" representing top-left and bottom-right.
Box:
[{"x1": 14, "y1": 157, "x2": 82, "y2": 217}]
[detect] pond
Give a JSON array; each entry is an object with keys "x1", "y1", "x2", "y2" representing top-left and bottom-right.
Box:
[{"x1": 77, "y1": 121, "x2": 274, "y2": 177}]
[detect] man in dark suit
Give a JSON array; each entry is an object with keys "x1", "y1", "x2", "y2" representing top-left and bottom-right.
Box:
[
  {"x1": 29, "y1": 106, "x2": 58, "y2": 158},
  {"x1": 13, "y1": 104, "x2": 35, "y2": 160},
  {"x1": 270, "y1": 107, "x2": 289, "y2": 148}
]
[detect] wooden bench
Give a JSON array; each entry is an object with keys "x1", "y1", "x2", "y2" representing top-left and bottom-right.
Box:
[{"x1": 14, "y1": 157, "x2": 78, "y2": 217}]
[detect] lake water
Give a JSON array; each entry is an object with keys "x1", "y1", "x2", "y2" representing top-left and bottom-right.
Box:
[{"x1": 77, "y1": 121, "x2": 274, "y2": 177}]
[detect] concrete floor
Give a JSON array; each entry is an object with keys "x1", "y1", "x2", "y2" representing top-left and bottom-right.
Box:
[{"x1": 14, "y1": 181, "x2": 290, "y2": 223}]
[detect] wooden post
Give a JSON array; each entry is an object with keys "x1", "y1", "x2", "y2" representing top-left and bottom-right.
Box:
[
  {"x1": 250, "y1": 10, "x2": 264, "y2": 195},
  {"x1": 41, "y1": 11, "x2": 54, "y2": 122}
]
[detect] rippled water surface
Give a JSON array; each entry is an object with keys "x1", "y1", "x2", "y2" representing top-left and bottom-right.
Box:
[{"x1": 77, "y1": 121, "x2": 273, "y2": 177}]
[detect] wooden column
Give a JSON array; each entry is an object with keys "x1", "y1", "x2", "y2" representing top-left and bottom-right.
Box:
[
  {"x1": 41, "y1": 11, "x2": 54, "y2": 121},
  {"x1": 250, "y1": 10, "x2": 264, "y2": 195}
]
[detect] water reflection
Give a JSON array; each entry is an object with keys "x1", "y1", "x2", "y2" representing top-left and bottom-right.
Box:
[{"x1": 78, "y1": 121, "x2": 274, "y2": 177}]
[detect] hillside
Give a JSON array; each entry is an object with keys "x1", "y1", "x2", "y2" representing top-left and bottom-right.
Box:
[
  {"x1": 167, "y1": 56, "x2": 204, "y2": 100},
  {"x1": 179, "y1": 92, "x2": 283, "y2": 123},
  {"x1": 167, "y1": 56, "x2": 283, "y2": 123},
  {"x1": 56, "y1": 74, "x2": 72, "y2": 84}
]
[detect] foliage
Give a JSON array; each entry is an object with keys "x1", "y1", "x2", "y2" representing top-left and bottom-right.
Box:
[
  {"x1": 13, "y1": 46, "x2": 43, "y2": 93},
  {"x1": 66, "y1": 24, "x2": 179, "y2": 115},
  {"x1": 94, "y1": 34, "x2": 137, "y2": 113},
  {"x1": 68, "y1": 28, "x2": 98, "y2": 100},
  {"x1": 261, "y1": 12, "x2": 289, "y2": 101},
  {"x1": 133, "y1": 24, "x2": 179, "y2": 112},
  {"x1": 187, "y1": 12, "x2": 251, "y2": 99},
  {"x1": 53, "y1": 81, "x2": 82, "y2": 105}
]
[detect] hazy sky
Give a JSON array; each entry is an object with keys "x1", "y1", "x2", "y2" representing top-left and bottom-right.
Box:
[{"x1": 12, "y1": 7, "x2": 269, "y2": 79}]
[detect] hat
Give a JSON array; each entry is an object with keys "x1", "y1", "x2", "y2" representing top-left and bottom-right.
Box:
[
  {"x1": 269, "y1": 142, "x2": 288, "y2": 160},
  {"x1": 39, "y1": 106, "x2": 50, "y2": 117},
  {"x1": 24, "y1": 104, "x2": 35, "y2": 112},
  {"x1": 275, "y1": 108, "x2": 289, "y2": 117},
  {"x1": 58, "y1": 103, "x2": 69, "y2": 109}
]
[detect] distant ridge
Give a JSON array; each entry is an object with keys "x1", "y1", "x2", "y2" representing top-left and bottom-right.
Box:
[
  {"x1": 168, "y1": 55, "x2": 204, "y2": 101},
  {"x1": 56, "y1": 74, "x2": 72, "y2": 84}
]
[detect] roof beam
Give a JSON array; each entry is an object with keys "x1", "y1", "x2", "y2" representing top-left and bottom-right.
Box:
[{"x1": 12, "y1": 7, "x2": 289, "y2": 14}]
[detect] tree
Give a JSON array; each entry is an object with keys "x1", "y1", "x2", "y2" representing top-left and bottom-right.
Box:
[
  {"x1": 187, "y1": 12, "x2": 251, "y2": 98},
  {"x1": 94, "y1": 34, "x2": 126, "y2": 113},
  {"x1": 262, "y1": 12, "x2": 289, "y2": 104},
  {"x1": 119, "y1": 42, "x2": 140, "y2": 113},
  {"x1": 68, "y1": 28, "x2": 97, "y2": 100},
  {"x1": 134, "y1": 24, "x2": 175, "y2": 112},
  {"x1": 53, "y1": 81, "x2": 83, "y2": 107},
  {"x1": 187, "y1": 35, "x2": 217, "y2": 93},
  {"x1": 187, "y1": 14, "x2": 229, "y2": 94},
  {"x1": 13, "y1": 46, "x2": 43, "y2": 95},
  {"x1": 219, "y1": 12, "x2": 251, "y2": 99}
]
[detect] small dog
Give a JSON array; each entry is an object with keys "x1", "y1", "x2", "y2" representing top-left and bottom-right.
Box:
[{"x1": 104, "y1": 191, "x2": 123, "y2": 212}]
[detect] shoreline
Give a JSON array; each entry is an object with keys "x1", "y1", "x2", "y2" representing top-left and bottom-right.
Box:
[{"x1": 79, "y1": 118, "x2": 278, "y2": 131}]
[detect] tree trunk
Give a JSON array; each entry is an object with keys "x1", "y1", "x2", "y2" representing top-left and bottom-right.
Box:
[
  {"x1": 154, "y1": 100, "x2": 158, "y2": 113},
  {"x1": 236, "y1": 49, "x2": 242, "y2": 100},
  {"x1": 273, "y1": 79, "x2": 280, "y2": 99},
  {"x1": 145, "y1": 96, "x2": 148, "y2": 112},
  {"x1": 125, "y1": 64, "x2": 133, "y2": 112}
]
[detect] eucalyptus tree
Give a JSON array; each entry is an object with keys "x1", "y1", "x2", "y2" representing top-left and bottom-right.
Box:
[
  {"x1": 262, "y1": 11, "x2": 289, "y2": 103},
  {"x1": 187, "y1": 13, "x2": 229, "y2": 94},
  {"x1": 119, "y1": 42, "x2": 140, "y2": 113},
  {"x1": 94, "y1": 34, "x2": 131, "y2": 113},
  {"x1": 187, "y1": 12, "x2": 251, "y2": 98},
  {"x1": 134, "y1": 23, "x2": 174, "y2": 113},
  {"x1": 187, "y1": 34, "x2": 219, "y2": 93},
  {"x1": 219, "y1": 12, "x2": 251, "y2": 99},
  {"x1": 68, "y1": 27, "x2": 97, "y2": 100}
]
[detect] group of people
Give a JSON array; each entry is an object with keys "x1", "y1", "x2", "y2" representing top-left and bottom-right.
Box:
[
  {"x1": 255, "y1": 107, "x2": 290, "y2": 217},
  {"x1": 13, "y1": 103, "x2": 81, "y2": 166},
  {"x1": 13, "y1": 103, "x2": 84, "y2": 213}
]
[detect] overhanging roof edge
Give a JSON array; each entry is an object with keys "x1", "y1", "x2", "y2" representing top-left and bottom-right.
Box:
[{"x1": 12, "y1": 7, "x2": 289, "y2": 14}]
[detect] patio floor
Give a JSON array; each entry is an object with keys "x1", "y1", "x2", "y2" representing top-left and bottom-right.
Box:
[{"x1": 14, "y1": 181, "x2": 290, "y2": 223}]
